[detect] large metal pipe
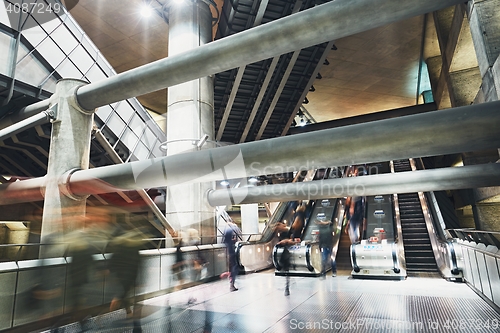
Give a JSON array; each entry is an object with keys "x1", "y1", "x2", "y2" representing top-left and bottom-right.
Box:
[
  {"x1": 75, "y1": 0, "x2": 465, "y2": 111},
  {"x1": 0, "y1": 100, "x2": 499, "y2": 205},
  {"x1": 0, "y1": 99, "x2": 52, "y2": 131},
  {"x1": 0, "y1": 110, "x2": 51, "y2": 141},
  {"x1": 207, "y1": 164, "x2": 500, "y2": 206}
]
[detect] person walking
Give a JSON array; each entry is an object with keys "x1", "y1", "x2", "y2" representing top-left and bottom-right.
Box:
[{"x1": 223, "y1": 221, "x2": 241, "y2": 292}]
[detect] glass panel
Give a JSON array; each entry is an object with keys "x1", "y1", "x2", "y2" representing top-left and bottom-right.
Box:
[
  {"x1": 0, "y1": 3, "x2": 11, "y2": 27},
  {"x1": 129, "y1": 114, "x2": 145, "y2": 136},
  {"x1": 116, "y1": 102, "x2": 135, "y2": 124},
  {"x1": 143, "y1": 128, "x2": 157, "y2": 149},
  {"x1": 0, "y1": 32, "x2": 13, "y2": 75},
  {"x1": 38, "y1": 13, "x2": 61, "y2": 35},
  {"x1": 68, "y1": 44, "x2": 94, "y2": 75},
  {"x1": 96, "y1": 54, "x2": 113, "y2": 76},
  {"x1": 35, "y1": 37, "x2": 65, "y2": 68},
  {"x1": 55, "y1": 57, "x2": 82, "y2": 78},
  {"x1": 40, "y1": 74, "x2": 57, "y2": 93},
  {"x1": 81, "y1": 34, "x2": 97, "y2": 59},
  {"x1": 21, "y1": 20, "x2": 47, "y2": 47},
  {"x1": 15, "y1": 39, "x2": 28, "y2": 62},
  {"x1": 49, "y1": 24, "x2": 78, "y2": 54},
  {"x1": 106, "y1": 112, "x2": 126, "y2": 137},
  {"x1": 152, "y1": 140, "x2": 164, "y2": 158},
  {"x1": 121, "y1": 127, "x2": 138, "y2": 151},
  {"x1": 134, "y1": 141, "x2": 149, "y2": 161},
  {"x1": 96, "y1": 105, "x2": 113, "y2": 122},
  {"x1": 15, "y1": 52, "x2": 50, "y2": 87},
  {"x1": 85, "y1": 64, "x2": 106, "y2": 82},
  {"x1": 61, "y1": 14, "x2": 82, "y2": 41}
]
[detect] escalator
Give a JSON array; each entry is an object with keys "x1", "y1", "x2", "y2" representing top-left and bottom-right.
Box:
[
  {"x1": 236, "y1": 170, "x2": 315, "y2": 273},
  {"x1": 348, "y1": 163, "x2": 406, "y2": 279},
  {"x1": 334, "y1": 224, "x2": 352, "y2": 271},
  {"x1": 272, "y1": 167, "x2": 347, "y2": 277},
  {"x1": 393, "y1": 159, "x2": 438, "y2": 273}
]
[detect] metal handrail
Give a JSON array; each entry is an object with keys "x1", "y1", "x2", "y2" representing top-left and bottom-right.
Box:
[
  {"x1": 447, "y1": 229, "x2": 500, "y2": 248},
  {"x1": 389, "y1": 160, "x2": 407, "y2": 272}
]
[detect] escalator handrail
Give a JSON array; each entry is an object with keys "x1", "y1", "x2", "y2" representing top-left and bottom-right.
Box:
[
  {"x1": 351, "y1": 244, "x2": 360, "y2": 272},
  {"x1": 272, "y1": 244, "x2": 282, "y2": 271},
  {"x1": 447, "y1": 241, "x2": 460, "y2": 275},
  {"x1": 305, "y1": 243, "x2": 314, "y2": 272},
  {"x1": 391, "y1": 243, "x2": 400, "y2": 273}
]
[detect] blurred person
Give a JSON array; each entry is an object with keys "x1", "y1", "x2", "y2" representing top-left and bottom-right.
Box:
[
  {"x1": 106, "y1": 226, "x2": 146, "y2": 333},
  {"x1": 289, "y1": 202, "x2": 306, "y2": 240},
  {"x1": 345, "y1": 168, "x2": 366, "y2": 244},
  {"x1": 64, "y1": 228, "x2": 95, "y2": 330},
  {"x1": 315, "y1": 216, "x2": 336, "y2": 277},
  {"x1": 223, "y1": 221, "x2": 241, "y2": 292}
]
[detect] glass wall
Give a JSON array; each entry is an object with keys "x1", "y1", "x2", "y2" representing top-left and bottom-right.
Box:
[{"x1": 0, "y1": 1, "x2": 165, "y2": 161}]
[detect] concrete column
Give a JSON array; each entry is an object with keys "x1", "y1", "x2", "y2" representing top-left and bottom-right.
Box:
[
  {"x1": 40, "y1": 79, "x2": 93, "y2": 250},
  {"x1": 465, "y1": 0, "x2": 500, "y2": 230},
  {"x1": 467, "y1": 0, "x2": 500, "y2": 101},
  {"x1": 165, "y1": 0, "x2": 215, "y2": 242}
]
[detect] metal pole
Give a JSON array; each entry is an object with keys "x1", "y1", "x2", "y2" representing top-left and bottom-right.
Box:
[
  {"x1": 74, "y1": 0, "x2": 465, "y2": 111},
  {"x1": 0, "y1": 99, "x2": 52, "y2": 131},
  {"x1": 0, "y1": 110, "x2": 52, "y2": 142},
  {"x1": 0, "y1": 99, "x2": 498, "y2": 205},
  {"x1": 206, "y1": 164, "x2": 500, "y2": 206}
]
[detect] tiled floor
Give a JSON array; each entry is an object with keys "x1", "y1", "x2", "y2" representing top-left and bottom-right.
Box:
[{"x1": 50, "y1": 269, "x2": 500, "y2": 332}]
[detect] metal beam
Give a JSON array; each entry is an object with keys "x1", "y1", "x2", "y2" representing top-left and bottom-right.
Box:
[
  {"x1": 207, "y1": 163, "x2": 500, "y2": 206},
  {"x1": 74, "y1": 0, "x2": 466, "y2": 112},
  {"x1": 0, "y1": 99, "x2": 498, "y2": 205}
]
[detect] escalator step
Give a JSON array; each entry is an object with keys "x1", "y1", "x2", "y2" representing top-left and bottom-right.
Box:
[
  {"x1": 403, "y1": 232, "x2": 429, "y2": 239},
  {"x1": 403, "y1": 238, "x2": 432, "y2": 244},
  {"x1": 405, "y1": 257, "x2": 437, "y2": 263}
]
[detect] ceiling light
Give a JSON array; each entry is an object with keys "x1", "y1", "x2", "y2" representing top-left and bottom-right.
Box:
[
  {"x1": 140, "y1": 4, "x2": 153, "y2": 18},
  {"x1": 248, "y1": 177, "x2": 258, "y2": 184},
  {"x1": 220, "y1": 180, "x2": 229, "y2": 186}
]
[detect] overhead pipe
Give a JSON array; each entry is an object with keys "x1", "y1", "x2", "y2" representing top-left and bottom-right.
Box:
[
  {"x1": 93, "y1": 128, "x2": 175, "y2": 236},
  {"x1": 0, "y1": 109, "x2": 53, "y2": 142},
  {"x1": 74, "y1": 0, "x2": 466, "y2": 111},
  {"x1": 206, "y1": 164, "x2": 500, "y2": 206},
  {"x1": 0, "y1": 100, "x2": 499, "y2": 205},
  {"x1": 0, "y1": 99, "x2": 52, "y2": 131}
]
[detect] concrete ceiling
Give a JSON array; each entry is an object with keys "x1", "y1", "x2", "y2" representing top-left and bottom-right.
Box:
[{"x1": 69, "y1": 0, "x2": 426, "y2": 125}]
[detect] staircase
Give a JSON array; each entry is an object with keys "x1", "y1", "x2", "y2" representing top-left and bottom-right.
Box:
[{"x1": 393, "y1": 160, "x2": 438, "y2": 273}]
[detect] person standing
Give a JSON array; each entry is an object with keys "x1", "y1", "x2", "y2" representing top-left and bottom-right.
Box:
[
  {"x1": 345, "y1": 195, "x2": 366, "y2": 244},
  {"x1": 223, "y1": 221, "x2": 241, "y2": 292},
  {"x1": 315, "y1": 217, "x2": 335, "y2": 277}
]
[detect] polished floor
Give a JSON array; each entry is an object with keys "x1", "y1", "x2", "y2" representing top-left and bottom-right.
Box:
[{"x1": 44, "y1": 270, "x2": 500, "y2": 333}]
